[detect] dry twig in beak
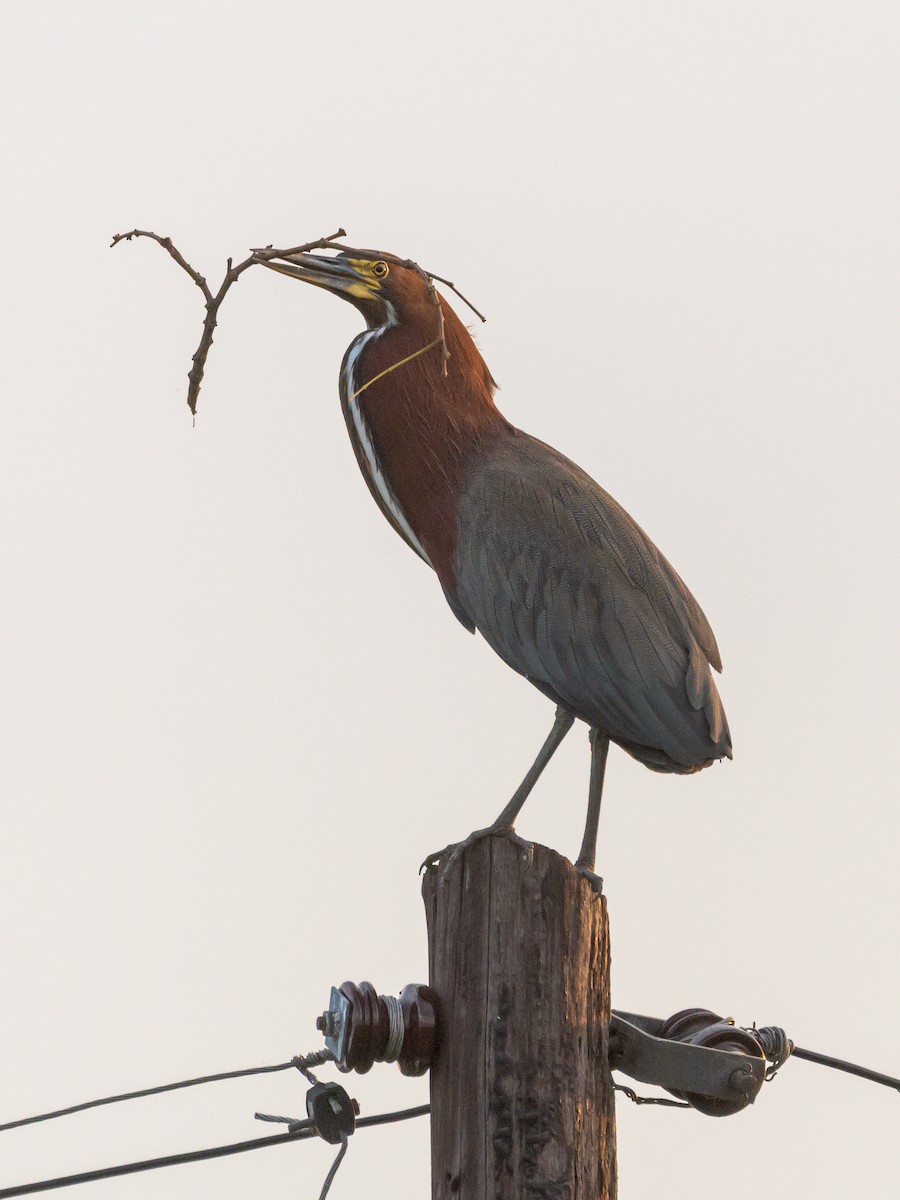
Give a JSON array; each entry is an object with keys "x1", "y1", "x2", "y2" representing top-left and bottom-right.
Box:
[{"x1": 110, "y1": 227, "x2": 347, "y2": 416}]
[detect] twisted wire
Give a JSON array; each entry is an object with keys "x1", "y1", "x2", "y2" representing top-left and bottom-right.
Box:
[
  {"x1": 318, "y1": 1135, "x2": 349, "y2": 1200},
  {"x1": 613, "y1": 1083, "x2": 690, "y2": 1109},
  {"x1": 382, "y1": 995, "x2": 405, "y2": 1063},
  {"x1": 292, "y1": 1049, "x2": 336, "y2": 1086},
  {"x1": 751, "y1": 1025, "x2": 794, "y2": 1080},
  {"x1": 0, "y1": 1058, "x2": 317, "y2": 1134}
]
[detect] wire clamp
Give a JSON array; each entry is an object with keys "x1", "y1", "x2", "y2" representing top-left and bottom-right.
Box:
[{"x1": 304, "y1": 1082, "x2": 359, "y2": 1144}]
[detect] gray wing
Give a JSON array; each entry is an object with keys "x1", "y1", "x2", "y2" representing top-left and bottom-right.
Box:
[{"x1": 452, "y1": 431, "x2": 731, "y2": 772}]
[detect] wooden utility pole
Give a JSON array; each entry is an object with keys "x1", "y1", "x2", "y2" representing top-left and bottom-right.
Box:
[{"x1": 423, "y1": 835, "x2": 616, "y2": 1200}]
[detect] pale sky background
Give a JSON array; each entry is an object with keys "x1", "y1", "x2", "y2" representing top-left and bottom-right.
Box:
[{"x1": 1, "y1": 1, "x2": 897, "y2": 1197}]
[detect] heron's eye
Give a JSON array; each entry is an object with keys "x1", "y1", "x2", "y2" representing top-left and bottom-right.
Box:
[{"x1": 372, "y1": 261, "x2": 389, "y2": 278}]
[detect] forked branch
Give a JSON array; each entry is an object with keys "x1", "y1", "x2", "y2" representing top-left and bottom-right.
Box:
[
  {"x1": 112, "y1": 227, "x2": 485, "y2": 413},
  {"x1": 111, "y1": 228, "x2": 347, "y2": 415}
]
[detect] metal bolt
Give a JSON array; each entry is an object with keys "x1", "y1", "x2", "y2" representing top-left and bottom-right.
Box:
[
  {"x1": 729, "y1": 1064, "x2": 755, "y2": 1096},
  {"x1": 317, "y1": 1012, "x2": 337, "y2": 1037}
]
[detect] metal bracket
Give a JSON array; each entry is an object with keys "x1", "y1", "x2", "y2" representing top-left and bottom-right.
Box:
[
  {"x1": 610, "y1": 1010, "x2": 765, "y2": 1113},
  {"x1": 318, "y1": 986, "x2": 353, "y2": 1066}
]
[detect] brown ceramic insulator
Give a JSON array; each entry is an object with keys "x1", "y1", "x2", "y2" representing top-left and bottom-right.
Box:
[
  {"x1": 658, "y1": 1008, "x2": 724, "y2": 1042},
  {"x1": 396, "y1": 983, "x2": 438, "y2": 1077},
  {"x1": 336, "y1": 980, "x2": 439, "y2": 1076},
  {"x1": 658, "y1": 1008, "x2": 764, "y2": 1117},
  {"x1": 340, "y1": 981, "x2": 387, "y2": 1075}
]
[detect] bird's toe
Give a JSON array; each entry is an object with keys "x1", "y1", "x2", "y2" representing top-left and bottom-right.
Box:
[
  {"x1": 575, "y1": 865, "x2": 604, "y2": 895},
  {"x1": 420, "y1": 824, "x2": 532, "y2": 879}
]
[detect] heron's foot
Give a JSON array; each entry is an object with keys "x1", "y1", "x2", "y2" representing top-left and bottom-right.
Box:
[
  {"x1": 575, "y1": 864, "x2": 604, "y2": 895},
  {"x1": 420, "y1": 824, "x2": 533, "y2": 879}
]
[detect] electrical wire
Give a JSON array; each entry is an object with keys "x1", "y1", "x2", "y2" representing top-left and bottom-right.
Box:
[
  {"x1": 613, "y1": 1084, "x2": 690, "y2": 1109},
  {"x1": 256, "y1": 1103, "x2": 432, "y2": 1134},
  {"x1": 357, "y1": 1104, "x2": 430, "y2": 1128},
  {"x1": 0, "y1": 1125, "x2": 316, "y2": 1199},
  {"x1": 317, "y1": 1135, "x2": 348, "y2": 1200},
  {"x1": 0, "y1": 1064, "x2": 294, "y2": 1134},
  {"x1": 0, "y1": 1105, "x2": 430, "y2": 1199},
  {"x1": 791, "y1": 1045, "x2": 900, "y2": 1093},
  {"x1": 0, "y1": 1052, "x2": 334, "y2": 1135}
]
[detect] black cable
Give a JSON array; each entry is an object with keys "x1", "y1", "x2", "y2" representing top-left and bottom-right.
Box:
[
  {"x1": 258, "y1": 1102, "x2": 432, "y2": 1134},
  {"x1": 0, "y1": 1125, "x2": 316, "y2": 1199},
  {"x1": 791, "y1": 1045, "x2": 900, "y2": 1093},
  {"x1": 0, "y1": 1105, "x2": 430, "y2": 1198},
  {"x1": 0, "y1": 1062, "x2": 300, "y2": 1134},
  {"x1": 356, "y1": 1103, "x2": 430, "y2": 1128}
]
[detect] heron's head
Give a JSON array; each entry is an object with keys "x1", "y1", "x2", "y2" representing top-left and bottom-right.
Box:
[{"x1": 259, "y1": 250, "x2": 434, "y2": 330}]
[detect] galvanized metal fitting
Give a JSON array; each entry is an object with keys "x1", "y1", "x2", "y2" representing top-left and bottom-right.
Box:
[{"x1": 610, "y1": 1008, "x2": 769, "y2": 1117}]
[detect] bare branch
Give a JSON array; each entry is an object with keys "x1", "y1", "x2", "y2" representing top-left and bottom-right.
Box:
[
  {"x1": 110, "y1": 230, "x2": 213, "y2": 302},
  {"x1": 430, "y1": 284, "x2": 449, "y2": 377},
  {"x1": 111, "y1": 227, "x2": 347, "y2": 415},
  {"x1": 112, "y1": 226, "x2": 483, "y2": 415},
  {"x1": 423, "y1": 272, "x2": 487, "y2": 324}
]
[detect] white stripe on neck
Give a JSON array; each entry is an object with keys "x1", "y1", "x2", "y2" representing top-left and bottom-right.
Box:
[{"x1": 343, "y1": 327, "x2": 433, "y2": 567}]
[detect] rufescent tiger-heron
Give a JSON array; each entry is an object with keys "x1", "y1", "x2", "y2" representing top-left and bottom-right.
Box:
[{"x1": 261, "y1": 249, "x2": 731, "y2": 887}]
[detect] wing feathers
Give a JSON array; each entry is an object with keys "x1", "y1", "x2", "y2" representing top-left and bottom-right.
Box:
[{"x1": 453, "y1": 431, "x2": 732, "y2": 770}]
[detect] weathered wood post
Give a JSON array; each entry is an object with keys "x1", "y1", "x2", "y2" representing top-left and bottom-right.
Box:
[{"x1": 423, "y1": 835, "x2": 616, "y2": 1200}]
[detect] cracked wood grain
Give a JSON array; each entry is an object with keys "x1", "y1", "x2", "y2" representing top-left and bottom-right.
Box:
[{"x1": 423, "y1": 837, "x2": 616, "y2": 1200}]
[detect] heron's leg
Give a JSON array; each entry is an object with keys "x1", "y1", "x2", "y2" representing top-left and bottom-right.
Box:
[
  {"x1": 421, "y1": 706, "x2": 575, "y2": 874},
  {"x1": 574, "y1": 728, "x2": 610, "y2": 892},
  {"x1": 490, "y1": 705, "x2": 575, "y2": 828}
]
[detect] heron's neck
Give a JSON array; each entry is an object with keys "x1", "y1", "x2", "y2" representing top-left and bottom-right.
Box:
[{"x1": 340, "y1": 301, "x2": 510, "y2": 588}]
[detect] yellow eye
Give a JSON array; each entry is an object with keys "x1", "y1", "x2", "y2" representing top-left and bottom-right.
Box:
[{"x1": 372, "y1": 261, "x2": 389, "y2": 278}]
